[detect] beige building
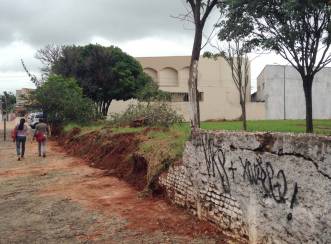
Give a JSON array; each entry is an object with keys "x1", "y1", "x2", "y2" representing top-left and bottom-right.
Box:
[{"x1": 109, "y1": 56, "x2": 265, "y2": 121}]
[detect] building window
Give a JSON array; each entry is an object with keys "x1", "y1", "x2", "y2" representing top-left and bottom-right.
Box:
[
  {"x1": 159, "y1": 68, "x2": 179, "y2": 87},
  {"x1": 169, "y1": 92, "x2": 204, "y2": 102}
]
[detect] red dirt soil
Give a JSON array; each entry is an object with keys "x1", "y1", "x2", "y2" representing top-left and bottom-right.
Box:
[
  {"x1": 41, "y1": 142, "x2": 234, "y2": 243},
  {"x1": 61, "y1": 129, "x2": 148, "y2": 191},
  {"x1": 52, "y1": 129, "x2": 237, "y2": 242}
]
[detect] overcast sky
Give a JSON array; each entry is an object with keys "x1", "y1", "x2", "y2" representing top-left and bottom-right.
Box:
[{"x1": 0, "y1": 0, "x2": 287, "y2": 94}]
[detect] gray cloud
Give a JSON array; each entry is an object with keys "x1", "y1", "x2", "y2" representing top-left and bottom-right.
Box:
[{"x1": 0, "y1": 0, "x2": 191, "y2": 47}]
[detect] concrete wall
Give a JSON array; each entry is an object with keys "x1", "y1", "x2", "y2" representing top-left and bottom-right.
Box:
[
  {"x1": 109, "y1": 99, "x2": 265, "y2": 122},
  {"x1": 257, "y1": 65, "x2": 331, "y2": 119},
  {"x1": 109, "y1": 56, "x2": 266, "y2": 121},
  {"x1": 159, "y1": 130, "x2": 331, "y2": 243}
]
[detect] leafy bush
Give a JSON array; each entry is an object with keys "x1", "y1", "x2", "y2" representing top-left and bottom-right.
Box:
[
  {"x1": 34, "y1": 75, "x2": 97, "y2": 126},
  {"x1": 109, "y1": 102, "x2": 183, "y2": 128}
]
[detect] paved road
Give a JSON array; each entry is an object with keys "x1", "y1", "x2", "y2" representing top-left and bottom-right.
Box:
[{"x1": 0, "y1": 121, "x2": 229, "y2": 243}]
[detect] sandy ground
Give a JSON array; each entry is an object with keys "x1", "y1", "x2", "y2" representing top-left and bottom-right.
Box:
[{"x1": 0, "y1": 121, "x2": 231, "y2": 244}]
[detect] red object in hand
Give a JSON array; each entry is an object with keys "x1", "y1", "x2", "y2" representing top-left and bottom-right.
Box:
[
  {"x1": 35, "y1": 132, "x2": 46, "y2": 142},
  {"x1": 11, "y1": 127, "x2": 17, "y2": 142}
]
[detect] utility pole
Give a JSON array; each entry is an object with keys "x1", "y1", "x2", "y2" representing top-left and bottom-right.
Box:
[
  {"x1": 0, "y1": 100, "x2": 6, "y2": 141},
  {"x1": 3, "y1": 117, "x2": 6, "y2": 141},
  {"x1": 2, "y1": 95, "x2": 8, "y2": 141}
]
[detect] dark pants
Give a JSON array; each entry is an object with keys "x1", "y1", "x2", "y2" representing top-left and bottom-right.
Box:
[{"x1": 16, "y1": 136, "x2": 26, "y2": 157}]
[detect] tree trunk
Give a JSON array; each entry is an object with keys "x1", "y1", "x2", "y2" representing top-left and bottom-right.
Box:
[
  {"x1": 240, "y1": 101, "x2": 247, "y2": 131},
  {"x1": 302, "y1": 76, "x2": 314, "y2": 133},
  {"x1": 239, "y1": 94, "x2": 247, "y2": 131},
  {"x1": 188, "y1": 26, "x2": 203, "y2": 129},
  {"x1": 97, "y1": 102, "x2": 103, "y2": 115},
  {"x1": 101, "y1": 100, "x2": 112, "y2": 117}
]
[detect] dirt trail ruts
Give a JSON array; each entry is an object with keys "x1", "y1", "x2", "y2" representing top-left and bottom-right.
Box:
[{"x1": 0, "y1": 126, "x2": 233, "y2": 243}]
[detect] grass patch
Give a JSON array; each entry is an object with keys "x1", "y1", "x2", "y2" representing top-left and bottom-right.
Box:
[
  {"x1": 140, "y1": 126, "x2": 189, "y2": 159},
  {"x1": 138, "y1": 125, "x2": 190, "y2": 187},
  {"x1": 110, "y1": 127, "x2": 145, "y2": 134},
  {"x1": 199, "y1": 120, "x2": 331, "y2": 135},
  {"x1": 63, "y1": 121, "x2": 107, "y2": 134},
  {"x1": 64, "y1": 121, "x2": 146, "y2": 135}
]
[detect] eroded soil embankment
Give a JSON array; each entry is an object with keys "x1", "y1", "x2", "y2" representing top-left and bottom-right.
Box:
[
  {"x1": 59, "y1": 128, "x2": 151, "y2": 191},
  {"x1": 56, "y1": 128, "x2": 239, "y2": 242}
]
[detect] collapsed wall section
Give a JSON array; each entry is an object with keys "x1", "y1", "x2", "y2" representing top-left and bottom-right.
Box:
[{"x1": 159, "y1": 130, "x2": 331, "y2": 243}]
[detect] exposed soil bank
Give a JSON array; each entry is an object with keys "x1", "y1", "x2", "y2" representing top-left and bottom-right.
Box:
[{"x1": 60, "y1": 128, "x2": 148, "y2": 191}]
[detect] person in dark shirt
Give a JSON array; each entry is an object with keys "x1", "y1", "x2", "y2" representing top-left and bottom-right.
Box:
[{"x1": 33, "y1": 119, "x2": 50, "y2": 157}]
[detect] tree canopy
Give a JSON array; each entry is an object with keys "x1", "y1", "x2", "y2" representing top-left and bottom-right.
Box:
[
  {"x1": 52, "y1": 44, "x2": 151, "y2": 116},
  {"x1": 33, "y1": 75, "x2": 96, "y2": 127},
  {"x1": 223, "y1": 0, "x2": 331, "y2": 132}
]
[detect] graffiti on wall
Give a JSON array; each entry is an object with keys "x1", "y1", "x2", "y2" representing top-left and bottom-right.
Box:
[
  {"x1": 200, "y1": 135, "x2": 231, "y2": 193},
  {"x1": 198, "y1": 134, "x2": 299, "y2": 208},
  {"x1": 239, "y1": 157, "x2": 288, "y2": 203}
]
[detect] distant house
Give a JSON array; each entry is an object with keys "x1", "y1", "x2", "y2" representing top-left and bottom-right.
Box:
[
  {"x1": 109, "y1": 56, "x2": 265, "y2": 121},
  {"x1": 257, "y1": 65, "x2": 331, "y2": 119},
  {"x1": 15, "y1": 88, "x2": 35, "y2": 116}
]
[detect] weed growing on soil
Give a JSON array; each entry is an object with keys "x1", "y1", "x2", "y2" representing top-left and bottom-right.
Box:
[
  {"x1": 140, "y1": 127, "x2": 189, "y2": 159},
  {"x1": 64, "y1": 121, "x2": 107, "y2": 135},
  {"x1": 108, "y1": 102, "x2": 184, "y2": 128},
  {"x1": 111, "y1": 127, "x2": 145, "y2": 134},
  {"x1": 139, "y1": 126, "x2": 190, "y2": 188}
]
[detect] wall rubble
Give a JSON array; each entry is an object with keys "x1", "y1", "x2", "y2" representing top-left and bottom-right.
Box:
[{"x1": 159, "y1": 130, "x2": 331, "y2": 243}]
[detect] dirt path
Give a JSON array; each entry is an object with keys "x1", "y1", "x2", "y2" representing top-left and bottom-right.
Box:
[{"x1": 0, "y1": 124, "x2": 230, "y2": 243}]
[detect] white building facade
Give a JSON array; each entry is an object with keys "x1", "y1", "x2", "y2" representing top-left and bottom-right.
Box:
[{"x1": 256, "y1": 65, "x2": 331, "y2": 119}]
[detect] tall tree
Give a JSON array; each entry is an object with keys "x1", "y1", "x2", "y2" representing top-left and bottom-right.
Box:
[
  {"x1": 185, "y1": 0, "x2": 220, "y2": 129},
  {"x1": 52, "y1": 44, "x2": 151, "y2": 116},
  {"x1": 204, "y1": 7, "x2": 256, "y2": 130},
  {"x1": 225, "y1": 0, "x2": 331, "y2": 133}
]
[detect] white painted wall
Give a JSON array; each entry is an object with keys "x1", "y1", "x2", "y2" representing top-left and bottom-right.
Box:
[{"x1": 257, "y1": 65, "x2": 331, "y2": 119}]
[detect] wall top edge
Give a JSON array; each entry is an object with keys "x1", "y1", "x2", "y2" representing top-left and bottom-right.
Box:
[{"x1": 192, "y1": 128, "x2": 331, "y2": 141}]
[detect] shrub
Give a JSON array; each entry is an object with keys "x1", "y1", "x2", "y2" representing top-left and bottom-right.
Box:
[
  {"x1": 33, "y1": 75, "x2": 98, "y2": 127},
  {"x1": 109, "y1": 102, "x2": 183, "y2": 128}
]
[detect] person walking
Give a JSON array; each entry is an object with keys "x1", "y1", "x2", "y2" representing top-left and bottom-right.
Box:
[
  {"x1": 14, "y1": 118, "x2": 28, "y2": 161},
  {"x1": 33, "y1": 119, "x2": 49, "y2": 157}
]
